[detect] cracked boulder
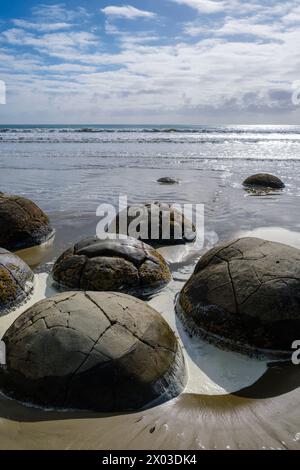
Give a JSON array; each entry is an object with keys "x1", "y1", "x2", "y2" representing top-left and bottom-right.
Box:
[
  {"x1": 177, "y1": 237, "x2": 300, "y2": 359},
  {"x1": 0, "y1": 248, "x2": 34, "y2": 314},
  {"x1": 0, "y1": 291, "x2": 186, "y2": 412},
  {"x1": 0, "y1": 192, "x2": 54, "y2": 251},
  {"x1": 52, "y1": 236, "x2": 171, "y2": 298},
  {"x1": 109, "y1": 202, "x2": 196, "y2": 246},
  {"x1": 243, "y1": 174, "x2": 285, "y2": 189}
]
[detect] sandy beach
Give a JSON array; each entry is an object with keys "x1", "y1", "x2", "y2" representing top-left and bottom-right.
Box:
[{"x1": 0, "y1": 267, "x2": 299, "y2": 450}]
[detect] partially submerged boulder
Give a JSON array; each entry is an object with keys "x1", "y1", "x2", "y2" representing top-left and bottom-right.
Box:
[
  {"x1": 109, "y1": 202, "x2": 196, "y2": 246},
  {"x1": 0, "y1": 248, "x2": 34, "y2": 314},
  {"x1": 0, "y1": 291, "x2": 186, "y2": 411},
  {"x1": 177, "y1": 237, "x2": 300, "y2": 359},
  {"x1": 52, "y1": 236, "x2": 171, "y2": 298},
  {"x1": 243, "y1": 174, "x2": 285, "y2": 189},
  {"x1": 0, "y1": 192, "x2": 54, "y2": 251},
  {"x1": 157, "y1": 177, "x2": 179, "y2": 185}
]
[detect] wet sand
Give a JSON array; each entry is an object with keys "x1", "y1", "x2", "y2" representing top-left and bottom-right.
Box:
[
  {"x1": 1, "y1": 367, "x2": 300, "y2": 450},
  {"x1": 1, "y1": 228, "x2": 300, "y2": 449},
  {"x1": 1, "y1": 128, "x2": 300, "y2": 449}
]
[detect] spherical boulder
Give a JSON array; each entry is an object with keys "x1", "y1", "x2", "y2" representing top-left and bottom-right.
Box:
[
  {"x1": 0, "y1": 291, "x2": 186, "y2": 411},
  {"x1": 243, "y1": 174, "x2": 285, "y2": 189},
  {"x1": 0, "y1": 248, "x2": 34, "y2": 314},
  {"x1": 177, "y1": 237, "x2": 300, "y2": 359},
  {"x1": 0, "y1": 192, "x2": 54, "y2": 251},
  {"x1": 52, "y1": 236, "x2": 171, "y2": 297},
  {"x1": 157, "y1": 177, "x2": 179, "y2": 185},
  {"x1": 109, "y1": 202, "x2": 196, "y2": 246}
]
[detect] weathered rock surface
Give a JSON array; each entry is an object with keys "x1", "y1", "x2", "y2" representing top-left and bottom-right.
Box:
[
  {"x1": 0, "y1": 292, "x2": 186, "y2": 411},
  {"x1": 0, "y1": 248, "x2": 34, "y2": 314},
  {"x1": 109, "y1": 202, "x2": 196, "y2": 246},
  {"x1": 0, "y1": 192, "x2": 54, "y2": 250},
  {"x1": 243, "y1": 174, "x2": 285, "y2": 189},
  {"x1": 177, "y1": 237, "x2": 300, "y2": 358},
  {"x1": 52, "y1": 236, "x2": 171, "y2": 297}
]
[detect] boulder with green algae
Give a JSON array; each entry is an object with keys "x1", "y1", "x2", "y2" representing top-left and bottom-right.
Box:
[
  {"x1": 52, "y1": 236, "x2": 171, "y2": 298},
  {"x1": 0, "y1": 291, "x2": 186, "y2": 412},
  {"x1": 177, "y1": 237, "x2": 300, "y2": 359},
  {"x1": 0, "y1": 248, "x2": 34, "y2": 314},
  {"x1": 0, "y1": 192, "x2": 54, "y2": 251}
]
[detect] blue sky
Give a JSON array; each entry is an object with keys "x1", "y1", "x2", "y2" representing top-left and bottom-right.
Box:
[{"x1": 0, "y1": 0, "x2": 300, "y2": 124}]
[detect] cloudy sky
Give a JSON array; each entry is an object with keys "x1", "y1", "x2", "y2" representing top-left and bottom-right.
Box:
[{"x1": 0, "y1": 0, "x2": 300, "y2": 124}]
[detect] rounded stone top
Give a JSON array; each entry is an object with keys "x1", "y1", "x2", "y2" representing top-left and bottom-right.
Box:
[
  {"x1": 0, "y1": 291, "x2": 186, "y2": 411},
  {"x1": 177, "y1": 237, "x2": 300, "y2": 358},
  {"x1": 0, "y1": 192, "x2": 54, "y2": 251},
  {"x1": 0, "y1": 248, "x2": 34, "y2": 314},
  {"x1": 243, "y1": 174, "x2": 285, "y2": 189},
  {"x1": 157, "y1": 177, "x2": 179, "y2": 185},
  {"x1": 109, "y1": 201, "x2": 196, "y2": 246},
  {"x1": 52, "y1": 236, "x2": 171, "y2": 298}
]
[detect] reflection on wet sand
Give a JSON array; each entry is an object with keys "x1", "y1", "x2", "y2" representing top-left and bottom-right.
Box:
[
  {"x1": 236, "y1": 227, "x2": 300, "y2": 249},
  {"x1": 15, "y1": 236, "x2": 55, "y2": 270}
]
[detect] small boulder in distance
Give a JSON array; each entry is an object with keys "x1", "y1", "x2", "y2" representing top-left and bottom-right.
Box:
[
  {"x1": 157, "y1": 177, "x2": 179, "y2": 185},
  {"x1": 243, "y1": 174, "x2": 285, "y2": 189}
]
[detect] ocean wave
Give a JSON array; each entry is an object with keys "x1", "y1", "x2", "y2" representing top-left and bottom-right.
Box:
[
  {"x1": 1, "y1": 126, "x2": 300, "y2": 146},
  {"x1": 1, "y1": 126, "x2": 300, "y2": 135},
  {"x1": 1, "y1": 137, "x2": 300, "y2": 145}
]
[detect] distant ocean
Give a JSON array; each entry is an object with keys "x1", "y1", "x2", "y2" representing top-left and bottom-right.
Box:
[{"x1": 1, "y1": 125, "x2": 300, "y2": 152}]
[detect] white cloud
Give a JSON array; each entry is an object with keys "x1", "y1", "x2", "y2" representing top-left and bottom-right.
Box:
[
  {"x1": 282, "y1": 6, "x2": 300, "y2": 25},
  {"x1": 184, "y1": 23, "x2": 210, "y2": 36},
  {"x1": 12, "y1": 19, "x2": 73, "y2": 32},
  {"x1": 101, "y1": 5, "x2": 156, "y2": 20},
  {"x1": 1, "y1": 29, "x2": 98, "y2": 57},
  {"x1": 2, "y1": 1, "x2": 300, "y2": 123},
  {"x1": 208, "y1": 17, "x2": 284, "y2": 40},
  {"x1": 171, "y1": 0, "x2": 226, "y2": 14},
  {"x1": 32, "y1": 4, "x2": 89, "y2": 21},
  {"x1": 39, "y1": 63, "x2": 97, "y2": 73},
  {"x1": 171, "y1": 0, "x2": 278, "y2": 15}
]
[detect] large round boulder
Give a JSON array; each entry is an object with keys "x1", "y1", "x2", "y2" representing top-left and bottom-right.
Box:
[
  {"x1": 0, "y1": 291, "x2": 186, "y2": 411},
  {"x1": 0, "y1": 192, "x2": 54, "y2": 251},
  {"x1": 109, "y1": 202, "x2": 196, "y2": 246},
  {"x1": 52, "y1": 236, "x2": 171, "y2": 298},
  {"x1": 0, "y1": 248, "x2": 34, "y2": 314},
  {"x1": 177, "y1": 237, "x2": 300, "y2": 359},
  {"x1": 243, "y1": 174, "x2": 285, "y2": 189}
]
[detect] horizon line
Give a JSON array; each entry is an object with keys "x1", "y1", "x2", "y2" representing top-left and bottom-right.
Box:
[{"x1": 0, "y1": 123, "x2": 299, "y2": 127}]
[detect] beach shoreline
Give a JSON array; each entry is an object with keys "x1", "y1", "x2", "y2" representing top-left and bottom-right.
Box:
[{"x1": 1, "y1": 125, "x2": 300, "y2": 449}]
